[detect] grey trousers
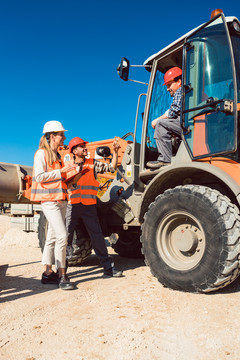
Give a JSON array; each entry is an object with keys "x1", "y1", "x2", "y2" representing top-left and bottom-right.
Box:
[
  {"x1": 154, "y1": 117, "x2": 181, "y2": 163},
  {"x1": 66, "y1": 203, "x2": 113, "y2": 270}
]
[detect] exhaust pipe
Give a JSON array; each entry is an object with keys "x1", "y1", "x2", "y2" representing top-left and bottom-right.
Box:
[{"x1": 0, "y1": 162, "x2": 33, "y2": 203}]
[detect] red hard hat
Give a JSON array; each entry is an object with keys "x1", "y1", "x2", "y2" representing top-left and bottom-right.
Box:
[
  {"x1": 163, "y1": 67, "x2": 182, "y2": 85},
  {"x1": 69, "y1": 137, "x2": 88, "y2": 153}
]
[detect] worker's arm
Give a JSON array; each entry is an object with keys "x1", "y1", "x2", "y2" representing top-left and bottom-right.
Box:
[
  {"x1": 93, "y1": 137, "x2": 120, "y2": 176},
  {"x1": 34, "y1": 149, "x2": 77, "y2": 183},
  {"x1": 67, "y1": 172, "x2": 81, "y2": 187},
  {"x1": 34, "y1": 149, "x2": 62, "y2": 182},
  {"x1": 110, "y1": 137, "x2": 120, "y2": 170},
  {"x1": 151, "y1": 114, "x2": 168, "y2": 129},
  {"x1": 152, "y1": 88, "x2": 182, "y2": 129}
]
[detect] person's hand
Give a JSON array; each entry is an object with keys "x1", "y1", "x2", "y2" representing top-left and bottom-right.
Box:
[
  {"x1": 151, "y1": 119, "x2": 158, "y2": 129},
  {"x1": 66, "y1": 172, "x2": 83, "y2": 189},
  {"x1": 67, "y1": 180, "x2": 75, "y2": 189},
  {"x1": 112, "y1": 137, "x2": 120, "y2": 153},
  {"x1": 60, "y1": 163, "x2": 78, "y2": 174}
]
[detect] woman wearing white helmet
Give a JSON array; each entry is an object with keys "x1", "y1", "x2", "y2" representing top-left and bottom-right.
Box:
[{"x1": 31, "y1": 120, "x2": 77, "y2": 290}]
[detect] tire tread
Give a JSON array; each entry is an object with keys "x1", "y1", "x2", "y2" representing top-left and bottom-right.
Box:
[{"x1": 141, "y1": 185, "x2": 240, "y2": 293}]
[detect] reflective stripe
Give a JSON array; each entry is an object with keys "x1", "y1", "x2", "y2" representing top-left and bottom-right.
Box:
[
  {"x1": 70, "y1": 185, "x2": 98, "y2": 191},
  {"x1": 81, "y1": 194, "x2": 97, "y2": 199},
  {"x1": 31, "y1": 188, "x2": 67, "y2": 194},
  {"x1": 80, "y1": 185, "x2": 99, "y2": 191},
  {"x1": 70, "y1": 193, "x2": 97, "y2": 199}
]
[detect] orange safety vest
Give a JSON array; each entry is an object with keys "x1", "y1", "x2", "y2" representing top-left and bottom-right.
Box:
[
  {"x1": 67, "y1": 158, "x2": 99, "y2": 205},
  {"x1": 30, "y1": 149, "x2": 67, "y2": 202}
]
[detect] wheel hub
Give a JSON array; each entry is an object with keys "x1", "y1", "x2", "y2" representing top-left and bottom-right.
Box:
[
  {"x1": 173, "y1": 225, "x2": 200, "y2": 253},
  {"x1": 157, "y1": 211, "x2": 206, "y2": 271}
]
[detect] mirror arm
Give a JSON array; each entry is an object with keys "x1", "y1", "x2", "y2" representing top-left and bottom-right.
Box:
[
  {"x1": 130, "y1": 65, "x2": 152, "y2": 68},
  {"x1": 128, "y1": 79, "x2": 149, "y2": 85},
  {"x1": 126, "y1": 65, "x2": 151, "y2": 85}
]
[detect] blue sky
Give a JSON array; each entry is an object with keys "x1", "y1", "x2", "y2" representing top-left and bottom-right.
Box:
[{"x1": 1, "y1": 0, "x2": 240, "y2": 166}]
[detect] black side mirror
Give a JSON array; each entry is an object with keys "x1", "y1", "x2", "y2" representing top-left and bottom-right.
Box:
[
  {"x1": 96, "y1": 146, "x2": 111, "y2": 158},
  {"x1": 117, "y1": 57, "x2": 130, "y2": 81}
]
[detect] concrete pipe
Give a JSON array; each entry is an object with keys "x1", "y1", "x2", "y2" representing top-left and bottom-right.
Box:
[{"x1": 0, "y1": 162, "x2": 33, "y2": 204}]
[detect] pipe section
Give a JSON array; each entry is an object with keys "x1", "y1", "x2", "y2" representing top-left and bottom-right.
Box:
[{"x1": 0, "y1": 162, "x2": 33, "y2": 203}]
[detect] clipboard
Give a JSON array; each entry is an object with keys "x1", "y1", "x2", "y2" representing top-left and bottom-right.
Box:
[{"x1": 63, "y1": 167, "x2": 90, "y2": 183}]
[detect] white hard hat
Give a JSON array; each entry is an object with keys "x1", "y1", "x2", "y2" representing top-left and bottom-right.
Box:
[{"x1": 42, "y1": 120, "x2": 68, "y2": 134}]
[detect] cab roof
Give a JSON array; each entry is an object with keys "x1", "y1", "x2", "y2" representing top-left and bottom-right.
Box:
[{"x1": 144, "y1": 16, "x2": 237, "y2": 69}]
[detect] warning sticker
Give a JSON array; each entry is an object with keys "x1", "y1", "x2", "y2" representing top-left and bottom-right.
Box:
[{"x1": 126, "y1": 165, "x2": 132, "y2": 177}]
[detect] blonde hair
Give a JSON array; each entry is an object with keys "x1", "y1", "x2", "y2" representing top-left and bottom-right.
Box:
[{"x1": 39, "y1": 134, "x2": 58, "y2": 166}]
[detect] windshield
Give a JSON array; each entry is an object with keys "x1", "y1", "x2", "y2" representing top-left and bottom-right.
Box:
[
  {"x1": 227, "y1": 31, "x2": 240, "y2": 161},
  {"x1": 231, "y1": 33, "x2": 240, "y2": 102},
  {"x1": 183, "y1": 16, "x2": 236, "y2": 158}
]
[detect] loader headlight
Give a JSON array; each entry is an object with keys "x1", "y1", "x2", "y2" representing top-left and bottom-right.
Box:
[{"x1": 232, "y1": 20, "x2": 240, "y2": 33}]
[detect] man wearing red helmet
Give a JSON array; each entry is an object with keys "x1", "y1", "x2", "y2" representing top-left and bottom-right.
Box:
[
  {"x1": 147, "y1": 66, "x2": 182, "y2": 169},
  {"x1": 65, "y1": 136, "x2": 123, "y2": 277}
]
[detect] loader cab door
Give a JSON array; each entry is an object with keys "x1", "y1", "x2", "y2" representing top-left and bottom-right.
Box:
[
  {"x1": 144, "y1": 69, "x2": 172, "y2": 163},
  {"x1": 182, "y1": 13, "x2": 238, "y2": 159}
]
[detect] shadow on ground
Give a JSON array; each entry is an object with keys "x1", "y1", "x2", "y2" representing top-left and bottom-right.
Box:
[
  {"x1": 68, "y1": 252, "x2": 146, "y2": 285},
  {"x1": 0, "y1": 253, "x2": 146, "y2": 303},
  {"x1": 71, "y1": 251, "x2": 145, "y2": 271},
  {"x1": 0, "y1": 261, "x2": 60, "y2": 303}
]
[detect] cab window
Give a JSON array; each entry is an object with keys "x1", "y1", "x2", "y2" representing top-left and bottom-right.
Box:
[{"x1": 146, "y1": 70, "x2": 172, "y2": 152}]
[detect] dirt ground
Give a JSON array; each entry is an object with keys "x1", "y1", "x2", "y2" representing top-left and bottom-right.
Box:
[{"x1": 1, "y1": 215, "x2": 240, "y2": 360}]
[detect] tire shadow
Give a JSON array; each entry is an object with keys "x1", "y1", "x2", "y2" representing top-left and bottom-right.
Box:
[
  {"x1": 208, "y1": 276, "x2": 240, "y2": 295},
  {"x1": 68, "y1": 251, "x2": 146, "y2": 285},
  {"x1": 69, "y1": 251, "x2": 145, "y2": 272}
]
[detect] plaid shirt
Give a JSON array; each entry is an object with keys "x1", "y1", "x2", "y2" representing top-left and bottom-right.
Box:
[
  {"x1": 77, "y1": 160, "x2": 115, "y2": 177},
  {"x1": 94, "y1": 160, "x2": 115, "y2": 176},
  {"x1": 167, "y1": 87, "x2": 182, "y2": 119}
]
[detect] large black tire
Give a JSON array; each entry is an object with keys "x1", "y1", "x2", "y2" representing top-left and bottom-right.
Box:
[
  {"x1": 141, "y1": 185, "x2": 240, "y2": 293},
  {"x1": 38, "y1": 212, "x2": 92, "y2": 266},
  {"x1": 111, "y1": 231, "x2": 143, "y2": 258}
]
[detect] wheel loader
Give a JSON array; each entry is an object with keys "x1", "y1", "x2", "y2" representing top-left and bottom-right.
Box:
[{"x1": 1, "y1": 9, "x2": 240, "y2": 293}]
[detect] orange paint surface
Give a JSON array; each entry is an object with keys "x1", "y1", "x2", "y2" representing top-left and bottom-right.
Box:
[{"x1": 197, "y1": 157, "x2": 240, "y2": 186}]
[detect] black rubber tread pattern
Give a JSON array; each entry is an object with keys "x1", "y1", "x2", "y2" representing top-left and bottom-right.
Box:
[
  {"x1": 111, "y1": 231, "x2": 143, "y2": 259},
  {"x1": 141, "y1": 185, "x2": 240, "y2": 293},
  {"x1": 38, "y1": 212, "x2": 92, "y2": 266}
]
